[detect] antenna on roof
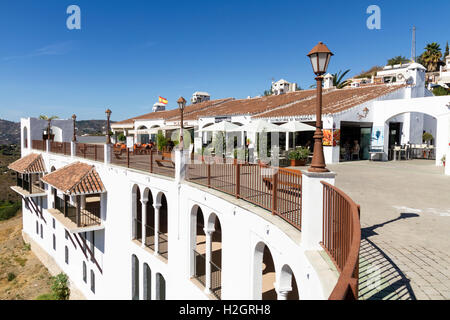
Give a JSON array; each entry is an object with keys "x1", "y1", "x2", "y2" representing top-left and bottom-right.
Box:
[{"x1": 411, "y1": 25, "x2": 416, "y2": 62}]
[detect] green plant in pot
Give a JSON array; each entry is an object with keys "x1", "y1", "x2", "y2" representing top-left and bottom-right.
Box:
[
  {"x1": 422, "y1": 132, "x2": 434, "y2": 145},
  {"x1": 288, "y1": 147, "x2": 310, "y2": 166},
  {"x1": 442, "y1": 155, "x2": 446, "y2": 167}
]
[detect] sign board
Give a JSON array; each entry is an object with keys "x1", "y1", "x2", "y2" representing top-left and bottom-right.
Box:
[
  {"x1": 126, "y1": 136, "x2": 134, "y2": 149},
  {"x1": 371, "y1": 126, "x2": 384, "y2": 147}
]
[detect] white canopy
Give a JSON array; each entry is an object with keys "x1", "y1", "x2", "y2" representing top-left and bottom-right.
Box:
[
  {"x1": 200, "y1": 121, "x2": 242, "y2": 132},
  {"x1": 279, "y1": 121, "x2": 316, "y2": 132},
  {"x1": 243, "y1": 119, "x2": 288, "y2": 133}
]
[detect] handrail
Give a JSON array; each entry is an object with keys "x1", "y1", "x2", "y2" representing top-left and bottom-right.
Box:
[{"x1": 321, "y1": 181, "x2": 361, "y2": 300}]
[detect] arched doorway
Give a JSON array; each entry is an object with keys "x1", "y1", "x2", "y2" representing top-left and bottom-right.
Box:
[
  {"x1": 143, "y1": 188, "x2": 155, "y2": 250},
  {"x1": 207, "y1": 213, "x2": 222, "y2": 299},
  {"x1": 253, "y1": 242, "x2": 276, "y2": 300},
  {"x1": 137, "y1": 126, "x2": 149, "y2": 144},
  {"x1": 279, "y1": 264, "x2": 299, "y2": 300},
  {"x1": 157, "y1": 193, "x2": 168, "y2": 259},
  {"x1": 191, "y1": 206, "x2": 206, "y2": 285}
]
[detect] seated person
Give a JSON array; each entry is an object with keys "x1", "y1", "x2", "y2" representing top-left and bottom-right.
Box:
[{"x1": 352, "y1": 140, "x2": 360, "y2": 160}]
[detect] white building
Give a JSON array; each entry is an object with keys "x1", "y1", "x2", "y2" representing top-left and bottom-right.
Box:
[
  {"x1": 11, "y1": 116, "x2": 360, "y2": 301},
  {"x1": 191, "y1": 92, "x2": 211, "y2": 104},
  {"x1": 152, "y1": 103, "x2": 166, "y2": 113},
  {"x1": 272, "y1": 79, "x2": 297, "y2": 95}
]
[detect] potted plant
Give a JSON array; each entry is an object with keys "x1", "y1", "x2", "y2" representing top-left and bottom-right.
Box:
[
  {"x1": 442, "y1": 155, "x2": 446, "y2": 167},
  {"x1": 422, "y1": 132, "x2": 434, "y2": 146},
  {"x1": 288, "y1": 147, "x2": 310, "y2": 166}
]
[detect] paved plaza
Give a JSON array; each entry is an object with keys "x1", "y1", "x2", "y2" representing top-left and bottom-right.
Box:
[{"x1": 327, "y1": 160, "x2": 450, "y2": 300}]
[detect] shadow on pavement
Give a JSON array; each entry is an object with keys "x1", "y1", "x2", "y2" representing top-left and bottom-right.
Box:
[{"x1": 359, "y1": 213, "x2": 419, "y2": 300}]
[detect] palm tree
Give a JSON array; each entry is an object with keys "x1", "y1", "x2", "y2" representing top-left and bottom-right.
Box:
[
  {"x1": 387, "y1": 56, "x2": 410, "y2": 66},
  {"x1": 421, "y1": 42, "x2": 442, "y2": 72},
  {"x1": 332, "y1": 69, "x2": 351, "y2": 89},
  {"x1": 38, "y1": 115, "x2": 59, "y2": 120}
]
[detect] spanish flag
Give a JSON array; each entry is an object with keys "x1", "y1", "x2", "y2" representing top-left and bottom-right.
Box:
[{"x1": 159, "y1": 96, "x2": 168, "y2": 104}]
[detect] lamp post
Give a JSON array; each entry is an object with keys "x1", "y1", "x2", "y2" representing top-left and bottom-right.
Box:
[
  {"x1": 307, "y1": 42, "x2": 333, "y2": 173},
  {"x1": 105, "y1": 109, "x2": 112, "y2": 144},
  {"x1": 177, "y1": 97, "x2": 186, "y2": 150},
  {"x1": 72, "y1": 114, "x2": 77, "y2": 142}
]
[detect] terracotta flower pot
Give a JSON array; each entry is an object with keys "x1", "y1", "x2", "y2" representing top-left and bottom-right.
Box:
[{"x1": 290, "y1": 159, "x2": 306, "y2": 166}]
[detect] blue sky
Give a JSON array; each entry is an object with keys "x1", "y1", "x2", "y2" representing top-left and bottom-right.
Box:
[{"x1": 0, "y1": 0, "x2": 449, "y2": 122}]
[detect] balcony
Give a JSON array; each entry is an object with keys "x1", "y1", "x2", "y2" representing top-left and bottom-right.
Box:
[
  {"x1": 48, "y1": 195, "x2": 103, "y2": 233},
  {"x1": 10, "y1": 173, "x2": 47, "y2": 198}
]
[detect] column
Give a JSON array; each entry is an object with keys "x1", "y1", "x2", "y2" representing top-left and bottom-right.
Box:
[
  {"x1": 45, "y1": 139, "x2": 50, "y2": 153},
  {"x1": 285, "y1": 132, "x2": 290, "y2": 151},
  {"x1": 275, "y1": 284, "x2": 292, "y2": 300},
  {"x1": 300, "y1": 170, "x2": 336, "y2": 250},
  {"x1": 141, "y1": 199, "x2": 148, "y2": 248},
  {"x1": 153, "y1": 203, "x2": 161, "y2": 255},
  {"x1": 203, "y1": 227, "x2": 214, "y2": 294},
  {"x1": 104, "y1": 144, "x2": 112, "y2": 164}
]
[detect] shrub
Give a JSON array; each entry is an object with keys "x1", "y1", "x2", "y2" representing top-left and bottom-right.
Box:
[
  {"x1": 0, "y1": 201, "x2": 21, "y2": 221},
  {"x1": 288, "y1": 147, "x2": 310, "y2": 160},
  {"x1": 7, "y1": 272, "x2": 16, "y2": 282},
  {"x1": 51, "y1": 273, "x2": 70, "y2": 300},
  {"x1": 432, "y1": 86, "x2": 450, "y2": 96},
  {"x1": 117, "y1": 133, "x2": 126, "y2": 142},
  {"x1": 36, "y1": 293, "x2": 57, "y2": 300},
  {"x1": 422, "y1": 132, "x2": 434, "y2": 143},
  {"x1": 156, "y1": 133, "x2": 168, "y2": 151}
]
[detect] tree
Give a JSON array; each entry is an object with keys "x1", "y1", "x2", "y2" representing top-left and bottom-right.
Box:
[
  {"x1": 420, "y1": 42, "x2": 442, "y2": 72},
  {"x1": 387, "y1": 56, "x2": 409, "y2": 66},
  {"x1": 38, "y1": 115, "x2": 59, "y2": 120},
  {"x1": 444, "y1": 41, "x2": 449, "y2": 59},
  {"x1": 332, "y1": 69, "x2": 351, "y2": 89},
  {"x1": 263, "y1": 87, "x2": 273, "y2": 96}
]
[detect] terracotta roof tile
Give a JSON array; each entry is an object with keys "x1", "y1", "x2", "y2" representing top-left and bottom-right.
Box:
[
  {"x1": 255, "y1": 84, "x2": 407, "y2": 119},
  {"x1": 41, "y1": 162, "x2": 105, "y2": 195},
  {"x1": 8, "y1": 153, "x2": 46, "y2": 174}
]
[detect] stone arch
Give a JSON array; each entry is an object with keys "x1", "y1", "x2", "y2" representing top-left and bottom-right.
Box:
[
  {"x1": 252, "y1": 241, "x2": 277, "y2": 300},
  {"x1": 155, "y1": 192, "x2": 168, "y2": 259},
  {"x1": 278, "y1": 264, "x2": 300, "y2": 300},
  {"x1": 143, "y1": 188, "x2": 155, "y2": 249},
  {"x1": 190, "y1": 204, "x2": 206, "y2": 278}
]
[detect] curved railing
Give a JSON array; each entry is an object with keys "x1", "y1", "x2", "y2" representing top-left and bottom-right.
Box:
[{"x1": 321, "y1": 181, "x2": 361, "y2": 300}]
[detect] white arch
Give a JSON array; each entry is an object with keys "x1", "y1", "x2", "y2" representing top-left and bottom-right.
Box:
[
  {"x1": 252, "y1": 241, "x2": 277, "y2": 300},
  {"x1": 50, "y1": 126, "x2": 63, "y2": 142}
]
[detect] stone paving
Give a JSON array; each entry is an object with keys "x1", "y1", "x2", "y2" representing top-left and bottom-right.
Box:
[{"x1": 327, "y1": 160, "x2": 450, "y2": 300}]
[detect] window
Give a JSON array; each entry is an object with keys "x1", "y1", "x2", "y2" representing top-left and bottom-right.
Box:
[
  {"x1": 65, "y1": 230, "x2": 69, "y2": 240},
  {"x1": 131, "y1": 255, "x2": 139, "y2": 300},
  {"x1": 65, "y1": 246, "x2": 69, "y2": 264},
  {"x1": 53, "y1": 218, "x2": 55, "y2": 229},
  {"x1": 40, "y1": 224, "x2": 43, "y2": 239},
  {"x1": 83, "y1": 262, "x2": 87, "y2": 283},
  {"x1": 143, "y1": 263, "x2": 151, "y2": 300},
  {"x1": 90, "y1": 270, "x2": 95, "y2": 293},
  {"x1": 53, "y1": 234, "x2": 56, "y2": 251},
  {"x1": 36, "y1": 221, "x2": 39, "y2": 234}
]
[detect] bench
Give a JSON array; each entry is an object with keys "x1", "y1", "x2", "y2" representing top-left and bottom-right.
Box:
[
  {"x1": 155, "y1": 152, "x2": 175, "y2": 167},
  {"x1": 369, "y1": 148, "x2": 384, "y2": 161},
  {"x1": 262, "y1": 177, "x2": 301, "y2": 192},
  {"x1": 113, "y1": 148, "x2": 124, "y2": 159}
]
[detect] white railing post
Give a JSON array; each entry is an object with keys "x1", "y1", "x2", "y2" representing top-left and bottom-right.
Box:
[
  {"x1": 46, "y1": 139, "x2": 50, "y2": 153},
  {"x1": 175, "y1": 149, "x2": 190, "y2": 183},
  {"x1": 104, "y1": 144, "x2": 112, "y2": 164},
  {"x1": 71, "y1": 141, "x2": 76, "y2": 158},
  {"x1": 300, "y1": 171, "x2": 336, "y2": 250}
]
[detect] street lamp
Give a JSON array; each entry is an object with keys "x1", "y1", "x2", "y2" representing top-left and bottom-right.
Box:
[
  {"x1": 72, "y1": 114, "x2": 77, "y2": 142},
  {"x1": 105, "y1": 109, "x2": 112, "y2": 144},
  {"x1": 177, "y1": 97, "x2": 186, "y2": 150},
  {"x1": 307, "y1": 41, "x2": 333, "y2": 173}
]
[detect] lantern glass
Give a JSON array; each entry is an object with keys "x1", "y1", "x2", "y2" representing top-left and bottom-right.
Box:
[{"x1": 309, "y1": 52, "x2": 331, "y2": 75}]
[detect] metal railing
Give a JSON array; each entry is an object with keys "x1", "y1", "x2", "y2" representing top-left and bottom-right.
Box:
[
  {"x1": 50, "y1": 141, "x2": 71, "y2": 155},
  {"x1": 54, "y1": 197, "x2": 101, "y2": 228},
  {"x1": 76, "y1": 143, "x2": 104, "y2": 162},
  {"x1": 210, "y1": 260, "x2": 222, "y2": 300},
  {"x1": 321, "y1": 182, "x2": 361, "y2": 300},
  {"x1": 193, "y1": 250, "x2": 206, "y2": 286},
  {"x1": 32, "y1": 140, "x2": 45, "y2": 151},
  {"x1": 158, "y1": 231, "x2": 169, "y2": 259},
  {"x1": 144, "y1": 224, "x2": 155, "y2": 250},
  {"x1": 134, "y1": 218, "x2": 142, "y2": 242},
  {"x1": 186, "y1": 159, "x2": 302, "y2": 230},
  {"x1": 111, "y1": 147, "x2": 175, "y2": 178}
]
